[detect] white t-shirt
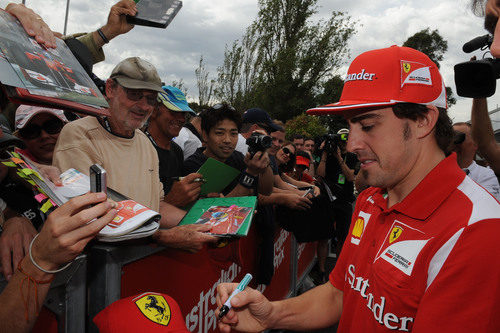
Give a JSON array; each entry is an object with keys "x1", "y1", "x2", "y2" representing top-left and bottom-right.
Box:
[
  {"x1": 464, "y1": 160, "x2": 500, "y2": 200},
  {"x1": 235, "y1": 133, "x2": 248, "y2": 156},
  {"x1": 173, "y1": 127, "x2": 202, "y2": 160}
]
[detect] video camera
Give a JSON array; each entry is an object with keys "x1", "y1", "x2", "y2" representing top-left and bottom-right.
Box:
[
  {"x1": 454, "y1": 34, "x2": 500, "y2": 98},
  {"x1": 246, "y1": 132, "x2": 272, "y2": 157},
  {"x1": 323, "y1": 132, "x2": 348, "y2": 154}
]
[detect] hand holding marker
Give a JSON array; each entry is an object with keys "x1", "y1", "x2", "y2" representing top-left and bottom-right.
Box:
[{"x1": 218, "y1": 273, "x2": 253, "y2": 319}]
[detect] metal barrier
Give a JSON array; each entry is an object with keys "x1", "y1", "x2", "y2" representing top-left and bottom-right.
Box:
[
  {"x1": 0, "y1": 255, "x2": 87, "y2": 333},
  {"x1": 1, "y1": 229, "x2": 317, "y2": 332}
]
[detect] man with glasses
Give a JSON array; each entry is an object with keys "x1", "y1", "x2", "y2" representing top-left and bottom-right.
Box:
[
  {"x1": 145, "y1": 86, "x2": 205, "y2": 208},
  {"x1": 53, "y1": 57, "x2": 216, "y2": 252}
]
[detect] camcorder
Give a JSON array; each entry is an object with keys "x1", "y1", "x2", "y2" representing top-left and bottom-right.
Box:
[
  {"x1": 455, "y1": 34, "x2": 500, "y2": 98},
  {"x1": 323, "y1": 133, "x2": 348, "y2": 154},
  {"x1": 246, "y1": 132, "x2": 272, "y2": 157}
]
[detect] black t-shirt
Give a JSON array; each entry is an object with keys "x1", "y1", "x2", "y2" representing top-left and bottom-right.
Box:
[
  {"x1": 0, "y1": 176, "x2": 44, "y2": 229},
  {"x1": 154, "y1": 141, "x2": 184, "y2": 195},
  {"x1": 183, "y1": 147, "x2": 246, "y2": 195},
  {"x1": 324, "y1": 151, "x2": 358, "y2": 202}
]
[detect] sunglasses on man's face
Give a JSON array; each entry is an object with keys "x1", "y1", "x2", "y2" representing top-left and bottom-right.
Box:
[
  {"x1": 122, "y1": 87, "x2": 158, "y2": 107},
  {"x1": 282, "y1": 147, "x2": 295, "y2": 158},
  {"x1": 19, "y1": 118, "x2": 64, "y2": 140}
]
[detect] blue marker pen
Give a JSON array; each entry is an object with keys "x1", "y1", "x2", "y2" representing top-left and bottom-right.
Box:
[{"x1": 218, "y1": 273, "x2": 253, "y2": 319}]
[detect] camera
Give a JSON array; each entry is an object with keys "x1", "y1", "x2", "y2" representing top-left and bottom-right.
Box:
[
  {"x1": 454, "y1": 34, "x2": 500, "y2": 98},
  {"x1": 323, "y1": 133, "x2": 348, "y2": 154},
  {"x1": 246, "y1": 132, "x2": 272, "y2": 156}
]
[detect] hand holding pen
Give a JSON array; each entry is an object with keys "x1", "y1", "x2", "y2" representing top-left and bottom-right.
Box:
[
  {"x1": 216, "y1": 273, "x2": 275, "y2": 332},
  {"x1": 164, "y1": 173, "x2": 205, "y2": 207}
]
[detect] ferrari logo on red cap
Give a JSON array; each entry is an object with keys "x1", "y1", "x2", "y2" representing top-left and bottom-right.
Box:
[
  {"x1": 402, "y1": 62, "x2": 411, "y2": 73},
  {"x1": 135, "y1": 294, "x2": 171, "y2": 326},
  {"x1": 401, "y1": 60, "x2": 432, "y2": 87}
]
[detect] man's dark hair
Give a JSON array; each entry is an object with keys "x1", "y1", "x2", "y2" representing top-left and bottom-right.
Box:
[
  {"x1": 292, "y1": 134, "x2": 304, "y2": 141},
  {"x1": 392, "y1": 103, "x2": 453, "y2": 153},
  {"x1": 471, "y1": 0, "x2": 486, "y2": 16},
  {"x1": 200, "y1": 103, "x2": 242, "y2": 134}
]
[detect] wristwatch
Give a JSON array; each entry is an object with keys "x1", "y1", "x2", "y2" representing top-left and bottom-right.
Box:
[{"x1": 239, "y1": 171, "x2": 257, "y2": 189}]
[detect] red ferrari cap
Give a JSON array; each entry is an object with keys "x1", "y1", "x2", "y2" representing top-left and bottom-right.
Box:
[
  {"x1": 307, "y1": 45, "x2": 447, "y2": 115},
  {"x1": 93, "y1": 292, "x2": 189, "y2": 332}
]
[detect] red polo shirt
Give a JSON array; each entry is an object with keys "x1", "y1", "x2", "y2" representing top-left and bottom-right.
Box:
[{"x1": 330, "y1": 154, "x2": 500, "y2": 332}]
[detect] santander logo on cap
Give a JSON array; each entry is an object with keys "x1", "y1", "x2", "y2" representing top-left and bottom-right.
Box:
[{"x1": 345, "y1": 69, "x2": 376, "y2": 83}]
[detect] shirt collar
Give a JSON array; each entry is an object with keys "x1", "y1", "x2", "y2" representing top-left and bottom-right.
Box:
[{"x1": 370, "y1": 153, "x2": 465, "y2": 220}]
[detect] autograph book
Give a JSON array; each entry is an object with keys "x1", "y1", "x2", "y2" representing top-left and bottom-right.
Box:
[
  {"x1": 179, "y1": 196, "x2": 257, "y2": 237},
  {"x1": 2, "y1": 151, "x2": 160, "y2": 242}
]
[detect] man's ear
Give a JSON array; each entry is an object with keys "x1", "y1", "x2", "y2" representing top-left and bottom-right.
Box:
[
  {"x1": 416, "y1": 105, "x2": 439, "y2": 139},
  {"x1": 105, "y1": 79, "x2": 116, "y2": 99},
  {"x1": 201, "y1": 129, "x2": 208, "y2": 143}
]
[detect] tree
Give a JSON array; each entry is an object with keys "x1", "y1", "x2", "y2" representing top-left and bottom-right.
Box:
[
  {"x1": 403, "y1": 28, "x2": 456, "y2": 107},
  {"x1": 195, "y1": 55, "x2": 215, "y2": 108},
  {"x1": 171, "y1": 79, "x2": 188, "y2": 96},
  {"x1": 216, "y1": 0, "x2": 356, "y2": 120},
  {"x1": 285, "y1": 113, "x2": 327, "y2": 139}
]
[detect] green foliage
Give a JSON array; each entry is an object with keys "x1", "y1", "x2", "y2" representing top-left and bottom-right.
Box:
[
  {"x1": 216, "y1": 0, "x2": 356, "y2": 121},
  {"x1": 316, "y1": 75, "x2": 344, "y2": 106},
  {"x1": 284, "y1": 113, "x2": 327, "y2": 140},
  {"x1": 403, "y1": 28, "x2": 447, "y2": 69},
  {"x1": 403, "y1": 28, "x2": 456, "y2": 107}
]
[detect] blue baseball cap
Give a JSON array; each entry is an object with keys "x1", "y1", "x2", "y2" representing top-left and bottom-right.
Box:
[
  {"x1": 242, "y1": 108, "x2": 282, "y2": 132},
  {"x1": 158, "y1": 86, "x2": 195, "y2": 115}
]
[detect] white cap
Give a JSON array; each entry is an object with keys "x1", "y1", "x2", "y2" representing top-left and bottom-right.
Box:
[{"x1": 15, "y1": 105, "x2": 68, "y2": 130}]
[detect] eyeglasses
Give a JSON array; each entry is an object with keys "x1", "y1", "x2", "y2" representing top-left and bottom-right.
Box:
[
  {"x1": 19, "y1": 118, "x2": 64, "y2": 140},
  {"x1": 282, "y1": 147, "x2": 295, "y2": 159},
  {"x1": 121, "y1": 86, "x2": 158, "y2": 107}
]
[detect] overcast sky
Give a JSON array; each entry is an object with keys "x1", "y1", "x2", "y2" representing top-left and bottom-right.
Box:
[{"x1": 1, "y1": 0, "x2": 496, "y2": 122}]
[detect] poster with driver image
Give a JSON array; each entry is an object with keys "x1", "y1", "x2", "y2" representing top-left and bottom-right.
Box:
[{"x1": 0, "y1": 9, "x2": 108, "y2": 110}]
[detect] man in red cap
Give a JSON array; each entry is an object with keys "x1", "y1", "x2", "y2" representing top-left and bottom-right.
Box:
[{"x1": 216, "y1": 45, "x2": 500, "y2": 332}]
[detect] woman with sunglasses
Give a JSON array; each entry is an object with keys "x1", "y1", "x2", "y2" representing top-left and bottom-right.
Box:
[
  {"x1": 0, "y1": 106, "x2": 68, "y2": 281},
  {"x1": 275, "y1": 143, "x2": 320, "y2": 196},
  {"x1": 14, "y1": 105, "x2": 67, "y2": 165}
]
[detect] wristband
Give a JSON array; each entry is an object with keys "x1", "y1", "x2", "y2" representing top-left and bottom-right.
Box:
[
  {"x1": 97, "y1": 28, "x2": 109, "y2": 44},
  {"x1": 29, "y1": 234, "x2": 73, "y2": 274},
  {"x1": 239, "y1": 171, "x2": 257, "y2": 189}
]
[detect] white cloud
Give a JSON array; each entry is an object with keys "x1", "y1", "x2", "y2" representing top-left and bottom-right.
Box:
[{"x1": 0, "y1": 0, "x2": 497, "y2": 122}]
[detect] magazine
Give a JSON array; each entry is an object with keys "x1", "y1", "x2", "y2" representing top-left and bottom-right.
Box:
[
  {"x1": 2, "y1": 151, "x2": 160, "y2": 241},
  {"x1": 0, "y1": 9, "x2": 109, "y2": 116},
  {"x1": 179, "y1": 196, "x2": 257, "y2": 237}
]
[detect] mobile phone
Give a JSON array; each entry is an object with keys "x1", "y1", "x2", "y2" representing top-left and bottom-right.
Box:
[
  {"x1": 302, "y1": 187, "x2": 314, "y2": 198},
  {"x1": 90, "y1": 164, "x2": 107, "y2": 195}
]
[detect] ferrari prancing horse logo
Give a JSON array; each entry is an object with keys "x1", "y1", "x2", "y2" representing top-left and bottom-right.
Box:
[
  {"x1": 135, "y1": 294, "x2": 171, "y2": 326},
  {"x1": 403, "y1": 62, "x2": 411, "y2": 73},
  {"x1": 389, "y1": 226, "x2": 403, "y2": 243}
]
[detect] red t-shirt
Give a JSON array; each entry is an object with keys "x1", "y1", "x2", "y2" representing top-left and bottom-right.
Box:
[{"x1": 330, "y1": 154, "x2": 500, "y2": 332}]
